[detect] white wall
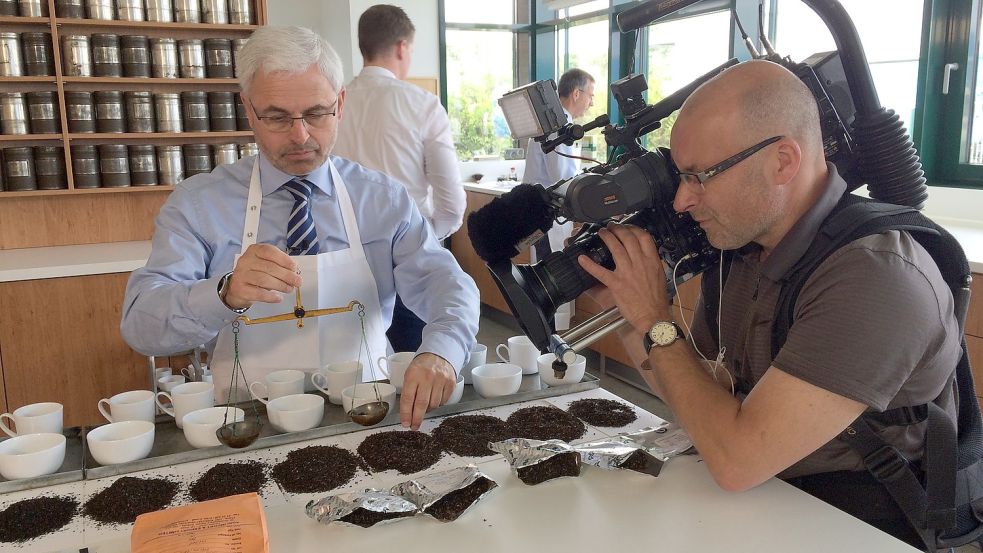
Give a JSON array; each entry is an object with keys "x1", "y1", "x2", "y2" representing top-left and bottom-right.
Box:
[{"x1": 268, "y1": 0, "x2": 440, "y2": 84}]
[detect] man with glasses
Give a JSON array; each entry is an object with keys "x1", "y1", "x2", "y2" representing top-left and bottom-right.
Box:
[
  {"x1": 523, "y1": 67, "x2": 595, "y2": 329},
  {"x1": 579, "y1": 60, "x2": 960, "y2": 546},
  {"x1": 121, "y1": 26, "x2": 479, "y2": 431},
  {"x1": 335, "y1": 4, "x2": 464, "y2": 354}
]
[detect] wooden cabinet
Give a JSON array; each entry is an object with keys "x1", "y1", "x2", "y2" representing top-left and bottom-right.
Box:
[{"x1": 0, "y1": 272, "x2": 147, "y2": 427}]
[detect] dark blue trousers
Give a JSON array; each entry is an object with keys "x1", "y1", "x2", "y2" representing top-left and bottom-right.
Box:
[{"x1": 386, "y1": 294, "x2": 425, "y2": 352}]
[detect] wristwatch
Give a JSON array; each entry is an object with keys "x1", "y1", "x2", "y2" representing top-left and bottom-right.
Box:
[
  {"x1": 217, "y1": 272, "x2": 248, "y2": 314},
  {"x1": 643, "y1": 321, "x2": 684, "y2": 353}
]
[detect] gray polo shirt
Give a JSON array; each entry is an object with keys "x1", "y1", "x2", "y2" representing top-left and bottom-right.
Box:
[{"x1": 691, "y1": 163, "x2": 961, "y2": 478}]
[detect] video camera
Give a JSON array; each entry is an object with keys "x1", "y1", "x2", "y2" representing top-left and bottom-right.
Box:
[{"x1": 467, "y1": 0, "x2": 929, "y2": 375}]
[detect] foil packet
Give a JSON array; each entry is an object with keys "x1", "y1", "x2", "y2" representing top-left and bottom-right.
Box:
[
  {"x1": 488, "y1": 438, "x2": 582, "y2": 485},
  {"x1": 619, "y1": 422, "x2": 694, "y2": 459},
  {"x1": 392, "y1": 464, "x2": 498, "y2": 522},
  {"x1": 574, "y1": 439, "x2": 665, "y2": 477},
  {"x1": 305, "y1": 489, "x2": 417, "y2": 528}
]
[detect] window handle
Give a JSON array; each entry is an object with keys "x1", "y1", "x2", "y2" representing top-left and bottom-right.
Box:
[{"x1": 942, "y1": 63, "x2": 960, "y2": 95}]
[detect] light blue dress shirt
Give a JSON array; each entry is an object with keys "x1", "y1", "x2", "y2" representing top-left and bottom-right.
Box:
[
  {"x1": 522, "y1": 108, "x2": 577, "y2": 188},
  {"x1": 120, "y1": 154, "x2": 480, "y2": 370}
]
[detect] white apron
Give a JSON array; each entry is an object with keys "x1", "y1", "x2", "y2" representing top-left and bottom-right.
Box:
[{"x1": 211, "y1": 158, "x2": 389, "y2": 403}]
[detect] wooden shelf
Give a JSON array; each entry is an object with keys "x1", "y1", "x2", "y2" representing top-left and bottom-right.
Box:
[
  {"x1": 0, "y1": 134, "x2": 63, "y2": 145},
  {"x1": 61, "y1": 76, "x2": 240, "y2": 92},
  {"x1": 53, "y1": 17, "x2": 259, "y2": 39},
  {"x1": 67, "y1": 131, "x2": 252, "y2": 145},
  {"x1": 0, "y1": 76, "x2": 57, "y2": 83},
  {"x1": 0, "y1": 185, "x2": 174, "y2": 198},
  {"x1": 0, "y1": 15, "x2": 50, "y2": 28},
  {"x1": 0, "y1": 76, "x2": 58, "y2": 92}
]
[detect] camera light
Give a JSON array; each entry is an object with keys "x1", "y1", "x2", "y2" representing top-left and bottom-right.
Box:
[{"x1": 498, "y1": 80, "x2": 567, "y2": 141}]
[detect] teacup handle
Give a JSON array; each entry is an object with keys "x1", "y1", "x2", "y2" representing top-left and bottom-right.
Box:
[
  {"x1": 0, "y1": 413, "x2": 17, "y2": 437},
  {"x1": 155, "y1": 392, "x2": 176, "y2": 418},
  {"x1": 312, "y1": 372, "x2": 330, "y2": 396},
  {"x1": 248, "y1": 381, "x2": 270, "y2": 405},
  {"x1": 376, "y1": 356, "x2": 389, "y2": 378},
  {"x1": 181, "y1": 366, "x2": 195, "y2": 381},
  {"x1": 97, "y1": 399, "x2": 114, "y2": 423},
  {"x1": 496, "y1": 344, "x2": 510, "y2": 363}
]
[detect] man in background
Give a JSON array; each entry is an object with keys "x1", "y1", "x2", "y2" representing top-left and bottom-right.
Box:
[
  {"x1": 335, "y1": 4, "x2": 464, "y2": 353},
  {"x1": 522, "y1": 67, "x2": 594, "y2": 329}
]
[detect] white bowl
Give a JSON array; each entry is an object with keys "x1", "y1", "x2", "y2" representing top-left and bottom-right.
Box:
[
  {"x1": 267, "y1": 393, "x2": 324, "y2": 433},
  {"x1": 537, "y1": 353, "x2": 587, "y2": 387},
  {"x1": 182, "y1": 407, "x2": 244, "y2": 448},
  {"x1": 342, "y1": 383, "x2": 397, "y2": 414},
  {"x1": 446, "y1": 373, "x2": 465, "y2": 405},
  {"x1": 471, "y1": 363, "x2": 522, "y2": 398},
  {"x1": 0, "y1": 433, "x2": 66, "y2": 480},
  {"x1": 86, "y1": 420, "x2": 155, "y2": 465}
]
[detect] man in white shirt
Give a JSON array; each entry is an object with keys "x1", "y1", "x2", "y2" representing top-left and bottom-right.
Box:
[
  {"x1": 522, "y1": 67, "x2": 594, "y2": 329},
  {"x1": 335, "y1": 4, "x2": 465, "y2": 353}
]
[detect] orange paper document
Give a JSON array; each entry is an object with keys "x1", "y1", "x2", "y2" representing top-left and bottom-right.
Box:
[{"x1": 131, "y1": 492, "x2": 269, "y2": 553}]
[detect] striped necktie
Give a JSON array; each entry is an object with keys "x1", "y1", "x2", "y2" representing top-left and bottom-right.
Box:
[{"x1": 282, "y1": 178, "x2": 320, "y2": 255}]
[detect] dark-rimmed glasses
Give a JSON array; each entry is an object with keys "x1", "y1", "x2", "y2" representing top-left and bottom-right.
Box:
[
  {"x1": 674, "y1": 135, "x2": 784, "y2": 190},
  {"x1": 249, "y1": 99, "x2": 338, "y2": 133}
]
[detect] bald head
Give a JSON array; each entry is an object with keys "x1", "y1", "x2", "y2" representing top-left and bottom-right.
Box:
[{"x1": 675, "y1": 60, "x2": 823, "y2": 163}]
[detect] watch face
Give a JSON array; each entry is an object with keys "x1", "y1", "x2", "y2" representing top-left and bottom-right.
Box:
[{"x1": 650, "y1": 322, "x2": 679, "y2": 346}]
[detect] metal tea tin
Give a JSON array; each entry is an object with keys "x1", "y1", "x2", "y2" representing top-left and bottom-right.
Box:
[
  {"x1": 124, "y1": 91, "x2": 154, "y2": 132},
  {"x1": 54, "y1": 0, "x2": 84, "y2": 18},
  {"x1": 173, "y1": 0, "x2": 199, "y2": 23},
  {"x1": 3, "y1": 147, "x2": 37, "y2": 191},
  {"x1": 121, "y1": 35, "x2": 151, "y2": 77},
  {"x1": 238, "y1": 142, "x2": 258, "y2": 158},
  {"x1": 180, "y1": 90, "x2": 209, "y2": 132},
  {"x1": 234, "y1": 92, "x2": 250, "y2": 130},
  {"x1": 128, "y1": 144, "x2": 157, "y2": 185},
  {"x1": 91, "y1": 33, "x2": 122, "y2": 77},
  {"x1": 26, "y1": 91, "x2": 59, "y2": 134},
  {"x1": 71, "y1": 144, "x2": 100, "y2": 188},
  {"x1": 204, "y1": 38, "x2": 232, "y2": 78},
  {"x1": 0, "y1": 92, "x2": 30, "y2": 135},
  {"x1": 228, "y1": 0, "x2": 252, "y2": 24},
  {"x1": 183, "y1": 143, "x2": 211, "y2": 178},
  {"x1": 0, "y1": 0, "x2": 16, "y2": 15},
  {"x1": 65, "y1": 91, "x2": 96, "y2": 133},
  {"x1": 207, "y1": 91, "x2": 235, "y2": 131},
  {"x1": 154, "y1": 92, "x2": 182, "y2": 132},
  {"x1": 212, "y1": 143, "x2": 237, "y2": 167},
  {"x1": 156, "y1": 144, "x2": 183, "y2": 185},
  {"x1": 0, "y1": 33, "x2": 23, "y2": 77},
  {"x1": 145, "y1": 0, "x2": 173, "y2": 21},
  {"x1": 178, "y1": 39, "x2": 204, "y2": 79},
  {"x1": 34, "y1": 146, "x2": 66, "y2": 190},
  {"x1": 21, "y1": 32, "x2": 54, "y2": 76},
  {"x1": 150, "y1": 37, "x2": 178, "y2": 79},
  {"x1": 85, "y1": 0, "x2": 113, "y2": 19},
  {"x1": 61, "y1": 35, "x2": 92, "y2": 77},
  {"x1": 94, "y1": 90, "x2": 125, "y2": 133},
  {"x1": 201, "y1": 0, "x2": 226, "y2": 23},
  {"x1": 17, "y1": 0, "x2": 47, "y2": 17},
  {"x1": 115, "y1": 0, "x2": 143, "y2": 20},
  {"x1": 98, "y1": 144, "x2": 130, "y2": 187},
  {"x1": 232, "y1": 38, "x2": 247, "y2": 77}
]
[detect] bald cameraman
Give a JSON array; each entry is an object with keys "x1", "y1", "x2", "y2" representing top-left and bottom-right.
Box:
[{"x1": 579, "y1": 60, "x2": 961, "y2": 547}]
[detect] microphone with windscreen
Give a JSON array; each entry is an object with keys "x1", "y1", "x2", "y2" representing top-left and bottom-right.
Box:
[{"x1": 467, "y1": 183, "x2": 558, "y2": 263}]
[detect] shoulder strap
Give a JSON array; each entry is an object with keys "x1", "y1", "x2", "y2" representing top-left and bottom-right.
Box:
[{"x1": 700, "y1": 250, "x2": 734, "y2": 348}]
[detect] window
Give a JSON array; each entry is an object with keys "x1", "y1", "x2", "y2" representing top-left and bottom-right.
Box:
[
  {"x1": 644, "y1": 10, "x2": 731, "y2": 149},
  {"x1": 934, "y1": 0, "x2": 983, "y2": 181},
  {"x1": 444, "y1": 0, "x2": 514, "y2": 24},
  {"x1": 557, "y1": 17, "x2": 610, "y2": 163},
  {"x1": 773, "y1": 0, "x2": 924, "y2": 132}
]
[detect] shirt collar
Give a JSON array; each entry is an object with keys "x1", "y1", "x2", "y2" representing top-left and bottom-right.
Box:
[
  {"x1": 760, "y1": 162, "x2": 848, "y2": 281},
  {"x1": 358, "y1": 65, "x2": 397, "y2": 80},
  {"x1": 257, "y1": 152, "x2": 335, "y2": 198}
]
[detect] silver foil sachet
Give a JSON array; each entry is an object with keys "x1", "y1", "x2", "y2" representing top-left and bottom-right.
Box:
[{"x1": 488, "y1": 438, "x2": 582, "y2": 485}]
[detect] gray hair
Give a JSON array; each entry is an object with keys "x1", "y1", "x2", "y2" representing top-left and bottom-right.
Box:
[
  {"x1": 238, "y1": 26, "x2": 344, "y2": 94},
  {"x1": 557, "y1": 68, "x2": 594, "y2": 98}
]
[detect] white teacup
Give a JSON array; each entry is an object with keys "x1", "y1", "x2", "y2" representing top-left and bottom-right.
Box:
[
  {"x1": 181, "y1": 364, "x2": 211, "y2": 382},
  {"x1": 342, "y1": 383, "x2": 397, "y2": 414},
  {"x1": 86, "y1": 420, "x2": 155, "y2": 465},
  {"x1": 0, "y1": 433, "x2": 66, "y2": 480},
  {"x1": 0, "y1": 402, "x2": 64, "y2": 437},
  {"x1": 496, "y1": 335, "x2": 540, "y2": 375},
  {"x1": 267, "y1": 393, "x2": 324, "y2": 433},
  {"x1": 155, "y1": 381, "x2": 214, "y2": 429},
  {"x1": 461, "y1": 343, "x2": 487, "y2": 385},
  {"x1": 377, "y1": 352, "x2": 415, "y2": 393},
  {"x1": 446, "y1": 373, "x2": 465, "y2": 405},
  {"x1": 98, "y1": 390, "x2": 156, "y2": 423},
  {"x1": 537, "y1": 353, "x2": 588, "y2": 387},
  {"x1": 154, "y1": 367, "x2": 173, "y2": 382},
  {"x1": 471, "y1": 363, "x2": 523, "y2": 398},
  {"x1": 249, "y1": 369, "x2": 305, "y2": 403},
  {"x1": 312, "y1": 361, "x2": 363, "y2": 405},
  {"x1": 182, "y1": 407, "x2": 244, "y2": 449},
  {"x1": 157, "y1": 374, "x2": 186, "y2": 392}
]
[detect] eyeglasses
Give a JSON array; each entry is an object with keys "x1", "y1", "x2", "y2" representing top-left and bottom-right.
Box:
[
  {"x1": 674, "y1": 135, "x2": 783, "y2": 190},
  {"x1": 249, "y1": 99, "x2": 338, "y2": 133}
]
